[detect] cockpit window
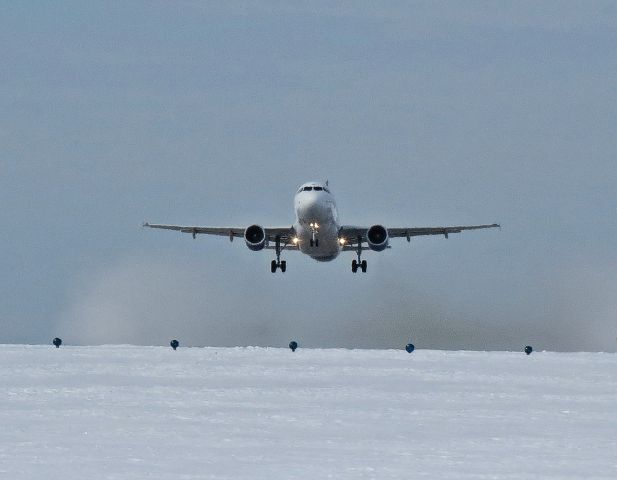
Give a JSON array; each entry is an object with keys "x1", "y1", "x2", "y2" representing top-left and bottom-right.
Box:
[
  {"x1": 313, "y1": 186, "x2": 323, "y2": 191},
  {"x1": 303, "y1": 186, "x2": 313, "y2": 191}
]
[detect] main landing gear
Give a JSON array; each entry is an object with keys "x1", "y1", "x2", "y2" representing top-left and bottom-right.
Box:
[
  {"x1": 271, "y1": 235, "x2": 287, "y2": 273},
  {"x1": 352, "y1": 236, "x2": 368, "y2": 273},
  {"x1": 351, "y1": 259, "x2": 367, "y2": 273},
  {"x1": 271, "y1": 259, "x2": 286, "y2": 273}
]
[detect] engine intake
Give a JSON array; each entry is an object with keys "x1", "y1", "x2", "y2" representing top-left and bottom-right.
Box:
[
  {"x1": 367, "y1": 224, "x2": 388, "y2": 251},
  {"x1": 244, "y1": 224, "x2": 266, "y2": 251}
]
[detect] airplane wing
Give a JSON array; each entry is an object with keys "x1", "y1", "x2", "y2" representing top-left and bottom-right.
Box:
[
  {"x1": 339, "y1": 223, "x2": 500, "y2": 243},
  {"x1": 143, "y1": 223, "x2": 296, "y2": 242}
]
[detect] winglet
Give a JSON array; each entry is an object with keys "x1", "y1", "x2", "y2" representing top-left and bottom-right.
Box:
[{"x1": 142, "y1": 222, "x2": 150, "y2": 228}]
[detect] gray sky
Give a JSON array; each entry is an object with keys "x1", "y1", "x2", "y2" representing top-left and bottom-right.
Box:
[{"x1": 1, "y1": 1, "x2": 615, "y2": 351}]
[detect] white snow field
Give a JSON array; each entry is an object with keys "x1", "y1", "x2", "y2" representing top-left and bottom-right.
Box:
[{"x1": 0, "y1": 346, "x2": 616, "y2": 479}]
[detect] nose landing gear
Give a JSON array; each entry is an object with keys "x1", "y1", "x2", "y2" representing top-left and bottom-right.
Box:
[{"x1": 308, "y1": 222, "x2": 320, "y2": 248}]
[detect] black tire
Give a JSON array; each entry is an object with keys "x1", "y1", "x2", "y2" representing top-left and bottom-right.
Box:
[
  {"x1": 271, "y1": 260, "x2": 277, "y2": 273},
  {"x1": 361, "y1": 260, "x2": 367, "y2": 273},
  {"x1": 280, "y1": 261, "x2": 287, "y2": 272},
  {"x1": 315, "y1": 239, "x2": 319, "y2": 247},
  {"x1": 352, "y1": 259, "x2": 358, "y2": 273}
]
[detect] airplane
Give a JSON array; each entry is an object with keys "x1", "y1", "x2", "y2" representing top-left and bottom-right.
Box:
[{"x1": 144, "y1": 181, "x2": 499, "y2": 273}]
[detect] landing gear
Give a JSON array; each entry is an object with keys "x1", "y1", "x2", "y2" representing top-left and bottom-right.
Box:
[
  {"x1": 271, "y1": 260, "x2": 287, "y2": 273},
  {"x1": 352, "y1": 236, "x2": 368, "y2": 273},
  {"x1": 271, "y1": 236, "x2": 287, "y2": 273},
  {"x1": 309, "y1": 222, "x2": 319, "y2": 248},
  {"x1": 351, "y1": 259, "x2": 367, "y2": 273}
]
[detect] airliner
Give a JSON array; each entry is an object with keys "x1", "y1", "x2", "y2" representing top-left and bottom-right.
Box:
[{"x1": 144, "y1": 181, "x2": 499, "y2": 273}]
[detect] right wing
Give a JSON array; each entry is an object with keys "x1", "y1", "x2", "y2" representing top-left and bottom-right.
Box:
[{"x1": 143, "y1": 223, "x2": 297, "y2": 243}]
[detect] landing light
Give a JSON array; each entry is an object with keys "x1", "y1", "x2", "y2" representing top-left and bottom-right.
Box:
[
  {"x1": 339, "y1": 238, "x2": 346, "y2": 245},
  {"x1": 292, "y1": 237, "x2": 299, "y2": 244}
]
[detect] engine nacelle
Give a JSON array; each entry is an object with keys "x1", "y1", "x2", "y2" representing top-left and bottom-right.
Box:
[
  {"x1": 367, "y1": 224, "x2": 389, "y2": 251},
  {"x1": 244, "y1": 224, "x2": 266, "y2": 251}
]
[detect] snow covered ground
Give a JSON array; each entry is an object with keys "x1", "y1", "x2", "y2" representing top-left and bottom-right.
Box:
[{"x1": 0, "y1": 345, "x2": 615, "y2": 479}]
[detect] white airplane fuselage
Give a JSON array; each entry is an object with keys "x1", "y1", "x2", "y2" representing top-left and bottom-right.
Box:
[{"x1": 293, "y1": 183, "x2": 341, "y2": 262}]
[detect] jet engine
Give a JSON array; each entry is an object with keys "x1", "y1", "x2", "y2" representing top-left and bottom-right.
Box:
[
  {"x1": 244, "y1": 224, "x2": 266, "y2": 251},
  {"x1": 367, "y1": 224, "x2": 389, "y2": 251}
]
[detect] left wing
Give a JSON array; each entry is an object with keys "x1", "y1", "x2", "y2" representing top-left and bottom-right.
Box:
[
  {"x1": 339, "y1": 223, "x2": 500, "y2": 243},
  {"x1": 143, "y1": 223, "x2": 296, "y2": 243},
  {"x1": 388, "y1": 223, "x2": 500, "y2": 240}
]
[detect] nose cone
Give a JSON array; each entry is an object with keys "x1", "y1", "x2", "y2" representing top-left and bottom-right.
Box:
[
  {"x1": 296, "y1": 194, "x2": 337, "y2": 228},
  {"x1": 296, "y1": 193, "x2": 323, "y2": 222}
]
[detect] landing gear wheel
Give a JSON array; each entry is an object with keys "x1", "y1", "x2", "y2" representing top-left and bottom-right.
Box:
[
  {"x1": 271, "y1": 235, "x2": 288, "y2": 273},
  {"x1": 361, "y1": 260, "x2": 367, "y2": 273},
  {"x1": 352, "y1": 259, "x2": 358, "y2": 273},
  {"x1": 315, "y1": 239, "x2": 319, "y2": 247}
]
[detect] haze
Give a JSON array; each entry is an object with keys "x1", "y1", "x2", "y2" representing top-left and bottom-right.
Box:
[{"x1": 1, "y1": 2, "x2": 615, "y2": 351}]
